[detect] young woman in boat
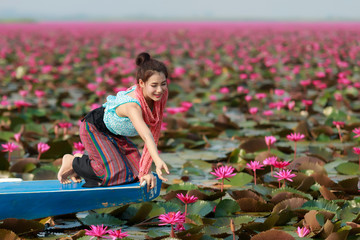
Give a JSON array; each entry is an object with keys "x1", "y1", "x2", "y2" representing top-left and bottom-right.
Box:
[{"x1": 57, "y1": 52, "x2": 170, "y2": 190}]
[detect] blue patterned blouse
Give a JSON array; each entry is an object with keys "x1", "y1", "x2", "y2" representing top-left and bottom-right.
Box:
[{"x1": 103, "y1": 86, "x2": 141, "y2": 136}]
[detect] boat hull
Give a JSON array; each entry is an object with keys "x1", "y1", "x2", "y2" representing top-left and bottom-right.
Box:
[{"x1": 0, "y1": 175, "x2": 161, "y2": 220}]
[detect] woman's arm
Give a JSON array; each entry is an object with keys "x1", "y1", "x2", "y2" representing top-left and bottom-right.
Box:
[{"x1": 117, "y1": 103, "x2": 169, "y2": 183}]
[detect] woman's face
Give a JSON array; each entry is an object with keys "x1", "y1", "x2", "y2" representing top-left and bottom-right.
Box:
[{"x1": 139, "y1": 72, "x2": 167, "y2": 102}]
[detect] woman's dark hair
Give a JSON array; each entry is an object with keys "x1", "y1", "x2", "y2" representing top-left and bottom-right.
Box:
[{"x1": 135, "y1": 52, "x2": 168, "y2": 83}]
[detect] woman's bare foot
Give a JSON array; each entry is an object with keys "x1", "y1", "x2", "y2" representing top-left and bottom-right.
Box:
[{"x1": 58, "y1": 154, "x2": 77, "y2": 184}]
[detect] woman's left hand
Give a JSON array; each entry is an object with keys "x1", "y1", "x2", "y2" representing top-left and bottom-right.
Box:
[{"x1": 155, "y1": 160, "x2": 169, "y2": 182}]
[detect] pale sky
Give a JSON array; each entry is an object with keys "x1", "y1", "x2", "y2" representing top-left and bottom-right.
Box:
[{"x1": 0, "y1": 0, "x2": 359, "y2": 21}]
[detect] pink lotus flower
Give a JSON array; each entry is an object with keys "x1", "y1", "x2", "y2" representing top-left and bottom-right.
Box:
[
  {"x1": 180, "y1": 101, "x2": 193, "y2": 110},
  {"x1": 265, "y1": 136, "x2": 276, "y2": 152},
  {"x1": 255, "y1": 93, "x2": 267, "y2": 100},
  {"x1": 274, "y1": 169, "x2": 296, "y2": 187},
  {"x1": 263, "y1": 156, "x2": 278, "y2": 166},
  {"x1": 288, "y1": 101, "x2": 295, "y2": 111},
  {"x1": 274, "y1": 89, "x2": 285, "y2": 96},
  {"x1": 210, "y1": 165, "x2": 236, "y2": 180},
  {"x1": 87, "y1": 83, "x2": 98, "y2": 92},
  {"x1": 58, "y1": 122, "x2": 72, "y2": 135},
  {"x1": 245, "y1": 95, "x2": 252, "y2": 102},
  {"x1": 273, "y1": 160, "x2": 290, "y2": 170},
  {"x1": 316, "y1": 72, "x2": 326, "y2": 78},
  {"x1": 61, "y1": 102, "x2": 74, "y2": 108},
  {"x1": 107, "y1": 229, "x2": 129, "y2": 240},
  {"x1": 95, "y1": 90, "x2": 106, "y2": 97},
  {"x1": 166, "y1": 107, "x2": 187, "y2": 114},
  {"x1": 353, "y1": 128, "x2": 360, "y2": 138},
  {"x1": 287, "y1": 132, "x2": 305, "y2": 160},
  {"x1": 239, "y1": 73, "x2": 247, "y2": 79},
  {"x1": 1, "y1": 96, "x2": 9, "y2": 107},
  {"x1": 301, "y1": 99, "x2": 313, "y2": 111},
  {"x1": 246, "y1": 161, "x2": 264, "y2": 185},
  {"x1": 159, "y1": 211, "x2": 185, "y2": 238},
  {"x1": 262, "y1": 110, "x2": 273, "y2": 117},
  {"x1": 353, "y1": 147, "x2": 360, "y2": 170},
  {"x1": 73, "y1": 141, "x2": 85, "y2": 154},
  {"x1": 1, "y1": 142, "x2": 19, "y2": 162},
  {"x1": 37, "y1": 142, "x2": 50, "y2": 160},
  {"x1": 19, "y1": 90, "x2": 28, "y2": 97},
  {"x1": 300, "y1": 79, "x2": 311, "y2": 87},
  {"x1": 175, "y1": 223, "x2": 185, "y2": 232},
  {"x1": 209, "y1": 95, "x2": 217, "y2": 101},
  {"x1": 268, "y1": 101, "x2": 285, "y2": 111},
  {"x1": 237, "y1": 86, "x2": 245, "y2": 93},
  {"x1": 172, "y1": 67, "x2": 186, "y2": 78},
  {"x1": 219, "y1": 87, "x2": 229, "y2": 94},
  {"x1": 14, "y1": 133, "x2": 21, "y2": 143},
  {"x1": 41, "y1": 65, "x2": 52, "y2": 74},
  {"x1": 85, "y1": 225, "x2": 108, "y2": 240},
  {"x1": 1, "y1": 142, "x2": 19, "y2": 153},
  {"x1": 14, "y1": 100, "x2": 32, "y2": 109},
  {"x1": 34, "y1": 90, "x2": 46, "y2": 98},
  {"x1": 249, "y1": 107, "x2": 258, "y2": 115},
  {"x1": 287, "y1": 133, "x2": 305, "y2": 142},
  {"x1": 263, "y1": 156, "x2": 278, "y2": 176},
  {"x1": 177, "y1": 193, "x2": 198, "y2": 216},
  {"x1": 176, "y1": 193, "x2": 198, "y2": 204},
  {"x1": 210, "y1": 165, "x2": 236, "y2": 192},
  {"x1": 334, "y1": 93, "x2": 343, "y2": 101},
  {"x1": 91, "y1": 103, "x2": 102, "y2": 110},
  {"x1": 297, "y1": 226, "x2": 310, "y2": 238},
  {"x1": 161, "y1": 122, "x2": 168, "y2": 131},
  {"x1": 333, "y1": 121, "x2": 345, "y2": 127},
  {"x1": 333, "y1": 121, "x2": 345, "y2": 142}
]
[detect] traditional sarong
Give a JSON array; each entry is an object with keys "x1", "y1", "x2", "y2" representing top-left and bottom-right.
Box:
[{"x1": 73, "y1": 107, "x2": 140, "y2": 187}]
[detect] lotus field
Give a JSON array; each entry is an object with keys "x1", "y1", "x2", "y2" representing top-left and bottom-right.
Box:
[{"x1": 1, "y1": 22, "x2": 360, "y2": 239}]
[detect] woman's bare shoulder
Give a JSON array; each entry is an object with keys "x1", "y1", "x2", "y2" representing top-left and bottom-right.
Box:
[{"x1": 115, "y1": 101, "x2": 141, "y2": 117}]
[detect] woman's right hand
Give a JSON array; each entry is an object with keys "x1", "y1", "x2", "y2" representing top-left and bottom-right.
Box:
[
  {"x1": 140, "y1": 173, "x2": 156, "y2": 192},
  {"x1": 154, "y1": 159, "x2": 169, "y2": 182}
]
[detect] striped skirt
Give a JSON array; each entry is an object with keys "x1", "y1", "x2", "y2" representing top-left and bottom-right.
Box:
[{"x1": 75, "y1": 120, "x2": 140, "y2": 187}]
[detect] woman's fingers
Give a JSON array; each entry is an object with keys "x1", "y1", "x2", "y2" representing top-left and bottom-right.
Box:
[
  {"x1": 163, "y1": 164, "x2": 170, "y2": 174},
  {"x1": 157, "y1": 170, "x2": 168, "y2": 181}
]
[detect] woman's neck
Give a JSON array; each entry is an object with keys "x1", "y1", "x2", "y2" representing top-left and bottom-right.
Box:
[{"x1": 145, "y1": 97, "x2": 154, "y2": 110}]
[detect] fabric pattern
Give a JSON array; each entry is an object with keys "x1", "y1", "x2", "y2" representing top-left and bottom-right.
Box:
[
  {"x1": 103, "y1": 86, "x2": 141, "y2": 137},
  {"x1": 134, "y1": 84, "x2": 168, "y2": 178},
  {"x1": 79, "y1": 120, "x2": 140, "y2": 186}
]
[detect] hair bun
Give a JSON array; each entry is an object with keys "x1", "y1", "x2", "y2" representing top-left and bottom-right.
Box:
[{"x1": 136, "y1": 52, "x2": 151, "y2": 66}]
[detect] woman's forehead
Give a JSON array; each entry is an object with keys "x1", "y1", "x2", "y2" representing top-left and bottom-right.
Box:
[{"x1": 148, "y1": 72, "x2": 166, "y2": 82}]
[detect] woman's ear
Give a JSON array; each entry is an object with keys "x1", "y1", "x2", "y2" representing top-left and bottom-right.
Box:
[{"x1": 139, "y1": 79, "x2": 145, "y2": 88}]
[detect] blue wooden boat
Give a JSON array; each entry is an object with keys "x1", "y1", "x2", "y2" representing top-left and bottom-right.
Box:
[{"x1": 0, "y1": 174, "x2": 162, "y2": 220}]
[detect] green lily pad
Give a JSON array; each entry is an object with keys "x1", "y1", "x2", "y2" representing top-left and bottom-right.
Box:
[
  {"x1": 226, "y1": 172, "x2": 253, "y2": 187},
  {"x1": 147, "y1": 229, "x2": 169, "y2": 239},
  {"x1": 0, "y1": 131, "x2": 15, "y2": 142},
  {"x1": 80, "y1": 213, "x2": 126, "y2": 227},
  {"x1": 166, "y1": 182, "x2": 199, "y2": 192},
  {"x1": 187, "y1": 200, "x2": 216, "y2": 217},
  {"x1": 335, "y1": 162, "x2": 360, "y2": 175},
  {"x1": 157, "y1": 202, "x2": 181, "y2": 213},
  {"x1": 214, "y1": 199, "x2": 241, "y2": 217}
]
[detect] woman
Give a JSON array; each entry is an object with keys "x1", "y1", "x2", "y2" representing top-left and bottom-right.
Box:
[{"x1": 57, "y1": 52, "x2": 170, "y2": 190}]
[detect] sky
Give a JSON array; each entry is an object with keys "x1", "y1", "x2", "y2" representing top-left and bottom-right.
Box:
[{"x1": 0, "y1": 0, "x2": 359, "y2": 21}]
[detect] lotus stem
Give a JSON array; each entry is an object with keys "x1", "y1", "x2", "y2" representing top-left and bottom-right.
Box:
[
  {"x1": 170, "y1": 224, "x2": 175, "y2": 238},
  {"x1": 254, "y1": 171, "x2": 257, "y2": 185}
]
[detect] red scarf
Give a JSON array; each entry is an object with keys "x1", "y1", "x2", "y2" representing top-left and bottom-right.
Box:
[{"x1": 134, "y1": 84, "x2": 168, "y2": 178}]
